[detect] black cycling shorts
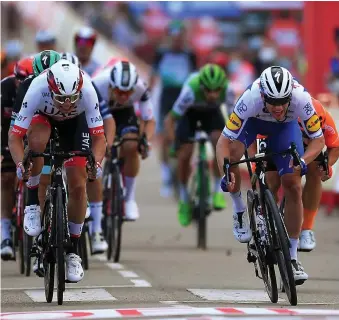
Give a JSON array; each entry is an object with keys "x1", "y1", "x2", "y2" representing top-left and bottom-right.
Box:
[
  {"x1": 111, "y1": 107, "x2": 139, "y2": 137},
  {"x1": 32, "y1": 112, "x2": 91, "y2": 168},
  {"x1": 175, "y1": 107, "x2": 225, "y2": 146}
]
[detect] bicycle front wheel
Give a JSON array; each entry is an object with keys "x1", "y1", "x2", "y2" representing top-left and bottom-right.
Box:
[
  {"x1": 43, "y1": 198, "x2": 55, "y2": 303},
  {"x1": 112, "y1": 169, "x2": 123, "y2": 263},
  {"x1": 265, "y1": 189, "x2": 297, "y2": 306},
  {"x1": 55, "y1": 186, "x2": 65, "y2": 305},
  {"x1": 247, "y1": 190, "x2": 278, "y2": 303},
  {"x1": 197, "y1": 160, "x2": 208, "y2": 250}
]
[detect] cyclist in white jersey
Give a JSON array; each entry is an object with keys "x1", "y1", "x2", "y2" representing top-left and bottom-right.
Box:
[
  {"x1": 92, "y1": 60, "x2": 155, "y2": 220},
  {"x1": 61, "y1": 51, "x2": 109, "y2": 254},
  {"x1": 216, "y1": 66, "x2": 325, "y2": 284},
  {"x1": 9, "y1": 59, "x2": 106, "y2": 282}
]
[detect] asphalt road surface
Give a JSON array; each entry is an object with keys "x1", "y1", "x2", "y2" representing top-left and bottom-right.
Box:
[{"x1": 1, "y1": 150, "x2": 339, "y2": 320}]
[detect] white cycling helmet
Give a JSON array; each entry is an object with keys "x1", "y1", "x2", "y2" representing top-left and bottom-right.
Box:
[
  {"x1": 47, "y1": 59, "x2": 83, "y2": 103},
  {"x1": 260, "y1": 66, "x2": 293, "y2": 104},
  {"x1": 110, "y1": 61, "x2": 138, "y2": 91},
  {"x1": 61, "y1": 52, "x2": 81, "y2": 68}
]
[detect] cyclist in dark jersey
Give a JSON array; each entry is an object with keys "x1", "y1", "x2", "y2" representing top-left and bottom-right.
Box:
[
  {"x1": 150, "y1": 20, "x2": 197, "y2": 197},
  {"x1": 1, "y1": 57, "x2": 34, "y2": 261}
]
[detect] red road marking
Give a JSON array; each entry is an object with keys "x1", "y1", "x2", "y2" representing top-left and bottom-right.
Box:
[
  {"x1": 215, "y1": 307, "x2": 244, "y2": 314},
  {"x1": 117, "y1": 309, "x2": 143, "y2": 316}
]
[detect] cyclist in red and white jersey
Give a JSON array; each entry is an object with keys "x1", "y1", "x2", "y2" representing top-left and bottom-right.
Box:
[{"x1": 9, "y1": 59, "x2": 106, "y2": 282}]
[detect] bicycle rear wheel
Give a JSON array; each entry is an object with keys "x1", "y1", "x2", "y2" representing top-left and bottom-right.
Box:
[
  {"x1": 265, "y1": 189, "x2": 297, "y2": 306},
  {"x1": 55, "y1": 186, "x2": 65, "y2": 305},
  {"x1": 43, "y1": 198, "x2": 55, "y2": 303},
  {"x1": 78, "y1": 227, "x2": 89, "y2": 270},
  {"x1": 197, "y1": 160, "x2": 208, "y2": 250},
  {"x1": 24, "y1": 232, "x2": 32, "y2": 277},
  {"x1": 247, "y1": 190, "x2": 278, "y2": 303}
]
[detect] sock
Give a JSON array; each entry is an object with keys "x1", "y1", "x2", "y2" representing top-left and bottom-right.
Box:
[
  {"x1": 230, "y1": 191, "x2": 246, "y2": 213},
  {"x1": 302, "y1": 208, "x2": 317, "y2": 230},
  {"x1": 124, "y1": 176, "x2": 136, "y2": 202},
  {"x1": 161, "y1": 163, "x2": 171, "y2": 184},
  {"x1": 69, "y1": 237, "x2": 80, "y2": 255},
  {"x1": 1, "y1": 218, "x2": 11, "y2": 241},
  {"x1": 289, "y1": 238, "x2": 299, "y2": 261},
  {"x1": 214, "y1": 177, "x2": 222, "y2": 193},
  {"x1": 89, "y1": 202, "x2": 103, "y2": 233},
  {"x1": 26, "y1": 174, "x2": 41, "y2": 206},
  {"x1": 68, "y1": 221, "x2": 83, "y2": 238},
  {"x1": 68, "y1": 222, "x2": 83, "y2": 255},
  {"x1": 179, "y1": 183, "x2": 189, "y2": 202}
]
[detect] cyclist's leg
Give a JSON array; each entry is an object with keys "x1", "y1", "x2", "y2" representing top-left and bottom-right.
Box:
[
  {"x1": 267, "y1": 120, "x2": 308, "y2": 281},
  {"x1": 117, "y1": 109, "x2": 140, "y2": 220},
  {"x1": 25, "y1": 115, "x2": 51, "y2": 237},
  {"x1": 60, "y1": 115, "x2": 88, "y2": 282},
  {"x1": 158, "y1": 87, "x2": 181, "y2": 197},
  {"x1": 300, "y1": 152, "x2": 323, "y2": 251},
  {"x1": 203, "y1": 108, "x2": 227, "y2": 210},
  {"x1": 218, "y1": 117, "x2": 260, "y2": 243},
  {"x1": 0, "y1": 152, "x2": 16, "y2": 260},
  {"x1": 87, "y1": 178, "x2": 107, "y2": 253},
  {"x1": 175, "y1": 111, "x2": 195, "y2": 226}
]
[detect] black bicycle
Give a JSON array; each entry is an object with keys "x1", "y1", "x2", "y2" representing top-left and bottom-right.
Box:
[
  {"x1": 188, "y1": 122, "x2": 213, "y2": 250},
  {"x1": 78, "y1": 215, "x2": 92, "y2": 270},
  {"x1": 103, "y1": 136, "x2": 144, "y2": 263},
  {"x1": 24, "y1": 128, "x2": 96, "y2": 305},
  {"x1": 223, "y1": 142, "x2": 303, "y2": 306}
]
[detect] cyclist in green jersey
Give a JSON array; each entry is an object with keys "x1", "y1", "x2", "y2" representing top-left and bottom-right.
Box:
[{"x1": 164, "y1": 63, "x2": 235, "y2": 226}]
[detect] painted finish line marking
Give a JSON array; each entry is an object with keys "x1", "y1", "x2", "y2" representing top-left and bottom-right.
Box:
[
  {"x1": 187, "y1": 289, "x2": 286, "y2": 302},
  {"x1": 25, "y1": 288, "x2": 116, "y2": 303},
  {"x1": 2, "y1": 307, "x2": 339, "y2": 320},
  {"x1": 94, "y1": 255, "x2": 152, "y2": 287},
  {"x1": 2, "y1": 257, "x2": 152, "y2": 291}
]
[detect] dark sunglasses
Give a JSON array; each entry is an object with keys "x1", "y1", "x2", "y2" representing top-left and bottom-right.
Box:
[{"x1": 264, "y1": 94, "x2": 291, "y2": 106}]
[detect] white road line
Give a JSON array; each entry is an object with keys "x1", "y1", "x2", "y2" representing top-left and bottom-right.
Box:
[
  {"x1": 118, "y1": 270, "x2": 139, "y2": 278},
  {"x1": 130, "y1": 279, "x2": 152, "y2": 287},
  {"x1": 106, "y1": 262, "x2": 124, "y2": 270},
  {"x1": 161, "y1": 300, "x2": 339, "y2": 306},
  {"x1": 25, "y1": 288, "x2": 116, "y2": 302},
  {"x1": 93, "y1": 254, "x2": 152, "y2": 287},
  {"x1": 1, "y1": 284, "x2": 140, "y2": 291},
  {"x1": 187, "y1": 289, "x2": 286, "y2": 302}
]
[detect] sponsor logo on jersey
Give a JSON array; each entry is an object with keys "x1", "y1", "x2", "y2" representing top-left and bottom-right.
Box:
[
  {"x1": 305, "y1": 114, "x2": 321, "y2": 133},
  {"x1": 236, "y1": 100, "x2": 247, "y2": 114},
  {"x1": 90, "y1": 126, "x2": 104, "y2": 135},
  {"x1": 303, "y1": 102, "x2": 313, "y2": 116},
  {"x1": 15, "y1": 114, "x2": 27, "y2": 122},
  {"x1": 90, "y1": 115, "x2": 102, "y2": 123},
  {"x1": 324, "y1": 124, "x2": 335, "y2": 135},
  {"x1": 226, "y1": 112, "x2": 243, "y2": 133}
]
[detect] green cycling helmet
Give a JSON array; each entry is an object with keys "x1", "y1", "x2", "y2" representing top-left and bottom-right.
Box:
[
  {"x1": 199, "y1": 63, "x2": 227, "y2": 91},
  {"x1": 32, "y1": 50, "x2": 61, "y2": 76}
]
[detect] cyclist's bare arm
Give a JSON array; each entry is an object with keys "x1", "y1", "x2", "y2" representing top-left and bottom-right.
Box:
[{"x1": 103, "y1": 117, "x2": 116, "y2": 149}]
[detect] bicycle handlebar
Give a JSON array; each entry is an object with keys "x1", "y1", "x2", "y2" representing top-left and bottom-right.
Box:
[
  {"x1": 223, "y1": 142, "x2": 302, "y2": 180},
  {"x1": 22, "y1": 150, "x2": 96, "y2": 182}
]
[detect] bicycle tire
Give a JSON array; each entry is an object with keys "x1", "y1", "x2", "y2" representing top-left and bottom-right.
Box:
[
  {"x1": 79, "y1": 229, "x2": 89, "y2": 270},
  {"x1": 247, "y1": 190, "x2": 278, "y2": 303},
  {"x1": 43, "y1": 198, "x2": 55, "y2": 303},
  {"x1": 55, "y1": 186, "x2": 65, "y2": 305},
  {"x1": 103, "y1": 162, "x2": 114, "y2": 261},
  {"x1": 113, "y1": 169, "x2": 123, "y2": 263},
  {"x1": 264, "y1": 189, "x2": 297, "y2": 306},
  {"x1": 24, "y1": 232, "x2": 32, "y2": 277},
  {"x1": 18, "y1": 238, "x2": 25, "y2": 274},
  {"x1": 197, "y1": 160, "x2": 208, "y2": 250}
]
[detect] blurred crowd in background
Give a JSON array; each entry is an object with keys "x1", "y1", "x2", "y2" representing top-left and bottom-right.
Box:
[{"x1": 2, "y1": 1, "x2": 339, "y2": 101}]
